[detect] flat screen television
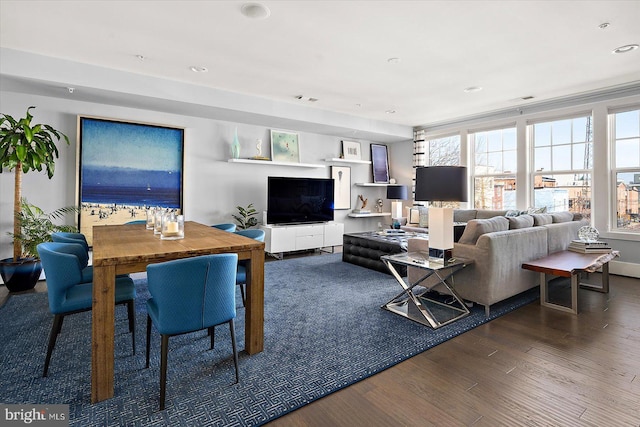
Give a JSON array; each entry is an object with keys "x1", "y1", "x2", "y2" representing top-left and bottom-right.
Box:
[{"x1": 267, "y1": 176, "x2": 335, "y2": 225}]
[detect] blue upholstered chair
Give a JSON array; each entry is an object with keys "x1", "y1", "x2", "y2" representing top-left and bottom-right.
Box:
[
  {"x1": 37, "y1": 242, "x2": 136, "y2": 377},
  {"x1": 51, "y1": 232, "x2": 93, "y2": 282},
  {"x1": 234, "y1": 229, "x2": 265, "y2": 306},
  {"x1": 125, "y1": 220, "x2": 147, "y2": 224},
  {"x1": 211, "y1": 223, "x2": 237, "y2": 232},
  {"x1": 145, "y1": 254, "x2": 240, "y2": 410}
]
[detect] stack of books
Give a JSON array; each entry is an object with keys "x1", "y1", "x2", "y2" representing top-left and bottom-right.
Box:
[
  {"x1": 352, "y1": 209, "x2": 371, "y2": 214},
  {"x1": 568, "y1": 240, "x2": 612, "y2": 254}
]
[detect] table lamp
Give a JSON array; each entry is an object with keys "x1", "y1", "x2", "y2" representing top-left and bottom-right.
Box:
[
  {"x1": 414, "y1": 166, "x2": 467, "y2": 256},
  {"x1": 386, "y1": 185, "x2": 408, "y2": 219}
]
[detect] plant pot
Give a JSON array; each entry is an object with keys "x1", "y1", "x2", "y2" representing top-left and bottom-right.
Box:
[{"x1": 0, "y1": 257, "x2": 42, "y2": 293}]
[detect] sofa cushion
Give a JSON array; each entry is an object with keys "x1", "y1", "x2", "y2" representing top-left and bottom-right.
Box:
[
  {"x1": 418, "y1": 207, "x2": 429, "y2": 227},
  {"x1": 454, "y1": 209, "x2": 477, "y2": 222},
  {"x1": 476, "y1": 209, "x2": 509, "y2": 219},
  {"x1": 531, "y1": 213, "x2": 553, "y2": 226},
  {"x1": 551, "y1": 211, "x2": 574, "y2": 223},
  {"x1": 458, "y1": 216, "x2": 509, "y2": 245},
  {"x1": 507, "y1": 214, "x2": 534, "y2": 229}
]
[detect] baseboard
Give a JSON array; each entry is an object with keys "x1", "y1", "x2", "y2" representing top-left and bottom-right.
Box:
[{"x1": 610, "y1": 260, "x2": 640, "y2": 279}]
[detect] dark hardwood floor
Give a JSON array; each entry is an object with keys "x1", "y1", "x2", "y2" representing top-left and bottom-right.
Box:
[{"x1": 267, "y1": 273, "x2": 640, "y2": 427}]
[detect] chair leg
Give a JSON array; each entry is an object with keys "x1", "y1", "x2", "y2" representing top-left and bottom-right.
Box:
[
  {"x1": 209, "y1": 326, "x2": 215, "y2": 350},
  {"x1": 160, "y1": 335, "x2": 169, "y2": 411},
  {"x1": 238, "y1": 283, "x2": 246, "y2": 307},
  {"x1": 229, "y1": 320, "x2": 239, "y2": 384},
  {"x1": 43, "y1": 314, "x2": 64, "y2": 377},
  {"x1": 145, "y1": 315, "x2": 152, "y2": 369},
  {"x1": 127, "y1": 300, "x2": 136, "y2": 355}
]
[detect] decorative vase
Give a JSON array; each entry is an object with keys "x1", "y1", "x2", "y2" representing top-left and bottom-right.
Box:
[
  {"x1": 0, "y1": 257, "x2": 42, "y2": 293},
  {"x1": 231, "y1": 128, "x2": 240, "y2": 159}
]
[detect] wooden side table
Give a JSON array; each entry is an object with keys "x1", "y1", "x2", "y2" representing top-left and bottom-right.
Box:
[{"x1": 522, "y1": 250, "x2": 618, "y2": 314}]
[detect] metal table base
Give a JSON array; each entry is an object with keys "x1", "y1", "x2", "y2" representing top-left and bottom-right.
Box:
[{"x1": 381, "y1": 252, "x2": 471, "y2": 329}]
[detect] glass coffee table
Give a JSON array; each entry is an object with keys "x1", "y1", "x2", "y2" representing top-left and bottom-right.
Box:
[{"x1": 380, "y1": 251, "x2": 472, "y2": 328}]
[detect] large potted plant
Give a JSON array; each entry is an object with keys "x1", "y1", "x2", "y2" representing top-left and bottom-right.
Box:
[{"x1": 0, "y1": 106, "x2": 70, "y2": 292}]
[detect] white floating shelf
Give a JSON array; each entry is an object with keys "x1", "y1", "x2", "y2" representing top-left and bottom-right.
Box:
[
  {"x1": 347, "y1": 212, "x2": 392, "y2": 218},
  {"x1": 228, "y1": 158, "x2": 325, "y2": 168},
  {"x1": 324, "y1": 158, "x2": 372, "y2": 165},
  {"x1": 355, "y1": 183, "x2": 391, "y2": 187}
]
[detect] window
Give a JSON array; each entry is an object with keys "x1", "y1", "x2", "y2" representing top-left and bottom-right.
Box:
[
  {"x1": 470, "y1": 126, "x2": 517, "y2": 210},
  {"x1": 412, "y1": 132, "x2": 462, "y2": 207},
  {"x1": 611, "y1": 108, "x2": 640, "y2": 232},
  {"x1": 531, "y1": 115, "x2": 593, "y2": 219}
]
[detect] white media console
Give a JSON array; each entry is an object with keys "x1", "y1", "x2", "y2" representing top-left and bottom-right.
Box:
[{"x1": 260, "y1": 222, "x2": 344, "y2": 259}]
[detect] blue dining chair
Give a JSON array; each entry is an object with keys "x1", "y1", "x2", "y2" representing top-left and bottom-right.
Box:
[
  {"x1": 211, "y1": 223, "x2": 237, "y2": 232},
  {"x1": 145, "y1": 254, "x2": 240, "y2": 410},
  {"x1": 37, "y1": 242, "x2": 136, "y2": 377},
  {"x1": 51, "y1": 232, "x2": 93, "y2": 282},
  {"x1": 234, "y1": 229, "x2": 265, "y2": 306}
]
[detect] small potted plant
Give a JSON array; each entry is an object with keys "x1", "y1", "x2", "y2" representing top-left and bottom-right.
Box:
[
  {"x1": 233, "y1": 203, "x2": 259, "y2": 230},
  {"x1": 3, "y1": 200, "x2": 79, "y2": 292},
  {"x1": 0, "y1": 106, "x2": 70, "y2": 292}
]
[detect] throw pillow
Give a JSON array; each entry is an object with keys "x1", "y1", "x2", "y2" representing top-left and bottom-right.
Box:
[
  {"x1": 418, "y1": 207, "x2": 429, "y2": 227},
  {"x1": 505, "y1": 209, "x2": 521, "y2": 217},
  {"x1": 527, "y1": 206, "x2": 547, "y2": 214},
  {"x1": 507, "y1": 214, "x2": 534, "y2": 229},
  {"x1": 458, "y1": 216, "x2": 509, "y2": 245},
  {"x1": 453, "y1": 209, "x2": 478, "y2": 222},
  {"x1": 550, "y1": 211, "x2": 574, "y2": 223},
  {"x1": 531, "y1": 213, "x2": 553, "y2": 226},
  {"x1": 408, "y1": 208, "x2": 421, "y2": 225}
]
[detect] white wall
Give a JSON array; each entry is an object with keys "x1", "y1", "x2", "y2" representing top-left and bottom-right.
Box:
[{"x1": 0, "y1": 91, "x2": 413, "y2": 260}]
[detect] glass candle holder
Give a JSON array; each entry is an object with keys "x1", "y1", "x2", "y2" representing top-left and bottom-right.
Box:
[
  {"x1": 146, "y1": 208, "x2": 156, "y2": 230},
  {"x1": 161, "y1": 213, "x2": 184, "y2": 240},
  {"x1": 154, "y1": 210, "x2": 164, "y2": 235}
]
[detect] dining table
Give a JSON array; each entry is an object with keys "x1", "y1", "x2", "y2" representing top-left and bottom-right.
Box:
[{"x1": 90, "y1": 221, "x2": 265, "y2": 403}]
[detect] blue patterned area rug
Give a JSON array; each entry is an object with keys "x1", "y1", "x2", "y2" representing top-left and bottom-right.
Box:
[{"x1": 0, "y1": 253, "x2": 538, "y2": 426}]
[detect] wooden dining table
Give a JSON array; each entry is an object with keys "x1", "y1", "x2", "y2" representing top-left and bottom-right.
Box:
[{"x1": 90, "y1": 221, "x2": 265, "y2": 403}]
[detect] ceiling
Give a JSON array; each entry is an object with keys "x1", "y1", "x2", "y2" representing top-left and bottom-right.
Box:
[{"x1": 1, "y1": 0, "x2": 639, "y2": 131}]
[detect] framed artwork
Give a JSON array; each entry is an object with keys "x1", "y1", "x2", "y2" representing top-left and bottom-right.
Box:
[
  {"x1": 371, "y1": 143, "x2": 390, "y2": 183},
  {"x1": 270, "y1": 129, "x2": 300, "y2": 163},
  {"x1": 331, "y1": 166, "x2": 351, "y2": 210},
  {"x1": 342, "y1": 140, "x2": 361, "y2": 160},
  {"x1": 77, "y1": 116, "x2": 184, "y2": 245}
]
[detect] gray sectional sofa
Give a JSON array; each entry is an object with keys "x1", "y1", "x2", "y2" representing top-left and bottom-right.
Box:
[{"x1": 403, "y1": 208, "x2": 587, "y2": 316}]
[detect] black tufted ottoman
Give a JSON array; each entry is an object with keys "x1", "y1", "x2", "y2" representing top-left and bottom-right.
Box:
[{"x1": 342, "y1": 232, "x2": 428, "y2": 276}]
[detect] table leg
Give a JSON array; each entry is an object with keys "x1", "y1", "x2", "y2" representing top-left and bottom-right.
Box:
[
  {"x1": 245, "y1": 248, "x2": 264, "y2": 354},
  {"x1": 91, "y1": 264, "x2": 116, "y2": 403},
  {"x1": 539, "y1": 271, "x2": 578, "y2": 315},
  {"x1": 579, "y1": 262, "x2": 610, "y2": 293}
]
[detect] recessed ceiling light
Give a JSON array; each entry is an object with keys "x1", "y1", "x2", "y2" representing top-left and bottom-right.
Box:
[
  {"x1": 598, "y1": 22, "x2": 610, "y2": 29},
  {"x1": 612, "y1": 44, "x2": 639, "y2": 54},
  {"x1": 385, "y1": 110, "x2": 396, "y2": 114},
  {"x1": 464, "y1": 86, "x2": 483, "y2": 93},
  {"x1": 190, "y1": 66, "x2": 208, "y2": 73},
  {"x1": 241, "y1": 3, "x2": 270, "y2": 19},
  {"x1": 387, "y1": 57, "x2": 401, "y2": 64}
]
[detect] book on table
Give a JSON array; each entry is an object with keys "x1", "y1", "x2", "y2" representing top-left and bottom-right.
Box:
[{"x1": 568, "y1": 241, "x2": 612, "y2": 253}]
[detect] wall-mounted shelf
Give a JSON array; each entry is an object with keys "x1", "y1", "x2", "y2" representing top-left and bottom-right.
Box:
[
  {"x1": 355, "y1": 183, "x2": 391, "y2": 187},
  {"x1": 347, "y1": 212, "x2": 391, "y2": 218},
  {"x1": 324, "y1": 158, "x2": 372, "y2": 165},
  {"x1": 228, "y1": 158, "x2": 325, "y2": 168}
]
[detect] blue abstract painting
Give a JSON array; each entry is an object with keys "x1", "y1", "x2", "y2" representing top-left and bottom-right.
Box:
[{"x1": 78, "y1": 117, "x2": 184, "y2": 243}]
